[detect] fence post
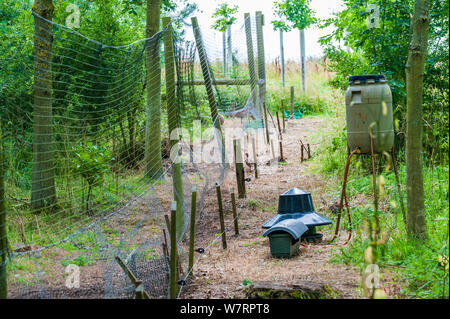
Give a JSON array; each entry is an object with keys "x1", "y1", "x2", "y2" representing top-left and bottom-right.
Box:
[
  {"x1": 251, "y1": 136, "x2": 258, "y2": 179},
  {"x1": 307, "y1": 144, "x2": 311, "y2": 159},
  {"x1": 231, "y1": 188, "x2": 239, "y2": 235},
  {"x1": 169, "y1": 201, "x2": 178, "y2": 299},
  {"x1": 188, "y1": 185, "x2": 197, "y2": 278},
  {"x1": 281, "y1": 99, "x2": 286, "y2": 133},
  {"x1": 290, "y1": 86, "x2": 295, "y2": 119},
  {"x1": 215, "y1": 182, "x2": 227, "y2": 249},
  {"x1": 163, "y1": 17, "x2": 185, "y2": 241},
  {"x1": 191, "y1": 17, "x2": 225, "y2": 165},
  {"x1": 255, "y1": 11, "x2": 267, "y2": 112},
  {"x1": 0, "y1": 123, "x2": 6, "y2": 299},
  {"x1": 234, "y1": 139, "x2": 246, "y2": 198},
  {"x1": 300, "y1": 140, "x2": 304, "y2": 162},
  {"x1": 276, "y1": 112, "x2": 285, "y2": 162},
  {"x1": 263, "y1": 102, "x2": 270, "y2": 144},
  {"x1": 244, "y1": 13, "x2": 257, "y2": 107}
]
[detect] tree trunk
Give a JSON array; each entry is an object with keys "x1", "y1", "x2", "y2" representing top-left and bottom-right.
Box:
[
  {"x1": 227, "y1": 24, "x2": 232, "y2": 79},
  {"x1": 0, "y1": 122, "x2": 7, "y2": 299},
  {"x1": 280, "y1": 30, "x2": 285, "y2": 87},
  {"x1": 405, "y1": 0, "x2": 430, "y2": 241},
  {"x1": 299, "y1": 29, "x2": 306, "y2": 94},
  {"x1": 145, "y1": 0, "x2": 163, "y2": 180},
  {"x1": 31, "y1": 0, "x2": 57, "y2": 212}
]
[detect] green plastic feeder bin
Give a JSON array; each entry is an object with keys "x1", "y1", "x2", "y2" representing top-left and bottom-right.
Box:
[
  {"x1": 263, "y1": 219, "x2": 308, "y2": 258},
  {"x1": 267, "y1": 232, "x2": 300, "y2": 258},
  {"x1": 345, "y1": 75, "x2": 394, "y2": 154}
]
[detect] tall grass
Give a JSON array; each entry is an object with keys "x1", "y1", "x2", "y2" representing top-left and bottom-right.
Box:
[{"x1": 309, "y1": 84, "x2": 449, "y2": 298}]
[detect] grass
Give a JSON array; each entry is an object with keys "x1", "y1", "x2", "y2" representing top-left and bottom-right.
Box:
[{"x1": 305, "y1": 82, "x2": 449, "y2": 298}]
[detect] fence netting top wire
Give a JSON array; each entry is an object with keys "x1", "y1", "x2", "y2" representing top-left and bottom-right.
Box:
[{"x1": 1, "y1": 8, "x2": 277, "y2": 299}]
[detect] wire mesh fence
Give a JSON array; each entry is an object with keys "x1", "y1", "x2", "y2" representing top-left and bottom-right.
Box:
[{"x1": 0, "y1": 7, "x2": 279, "y2": 299}]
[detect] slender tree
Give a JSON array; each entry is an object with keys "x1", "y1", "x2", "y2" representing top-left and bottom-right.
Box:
[
  {"x1": 272, "y1": 21, "x2": 290, "y2": 87},
  {"x1": 31, "y1": 0, "x2": 57, "y2": 212},
  {"x1": 405, "y1": 0, "x2": 431, "y2": 241},
  {"x1": 211, "y1": 3, "x2": 239, "y2": 79},
  {"x1": 272, "y1": 0, "x2": 316, "y2": 93},
  {"x1": 145, "y1": 0, "x2": 163, "y2": 180}
]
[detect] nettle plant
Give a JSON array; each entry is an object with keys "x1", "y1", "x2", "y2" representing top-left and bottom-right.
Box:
[{"x1": 72, "y1": 143, "x2": 113, "y2": 214}]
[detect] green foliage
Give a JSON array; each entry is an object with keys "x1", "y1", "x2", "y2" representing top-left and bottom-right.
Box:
[
  {"x1": 211, "y1": 3, "x2": 239, "y2": 32},
  {"x1": 319, "y1": 0, "x2": 449, "y2": 163},
  {"x1": 241, "y1": 279, "x2": 252, "y2": 286},
  {"x1": 71, "y1": 143, "x2": 112, "y2": 189},
  {"x1": 61, "y1": 255, "x2": 95, "y2": 267},
  {"x1": 272, "y1": 0, "x2": 317, "y2": 31},
  {"x1": 329, "y1": 158, "x2": 449, "y2": 298}
]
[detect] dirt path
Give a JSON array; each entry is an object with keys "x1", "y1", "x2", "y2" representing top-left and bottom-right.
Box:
[{"x1": 180, "y1": 117, "x2": 362, "y2": 299}]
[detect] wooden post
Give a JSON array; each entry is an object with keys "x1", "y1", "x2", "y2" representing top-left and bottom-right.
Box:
[
  {"x1": 0, "y1": 122, "x2": 6, "y2": 299},
  {"x1": 301, "y1": 143, "x2": 304, "y2": 162},
  {"x1": 307, "y1": 144, "x2": 311, "y2": 159},
  {"x1": 281, "y1": 99, "x2": 286, "y2": 132},
  {"x1": 234, "y1": 139, "x2": 246, "y2": 198},
  {"x1": 163, "y1": 17, "x2": 185, "y2": 241},
  {"x1": 188, "y1": 185, "x2": 197, "y2": 278},
  {"x1": 290, "y1": 86, "x2": 295, "y2": 119},
  {"x1": 115, "y1": 256, "x2": 151, "y2": 299},
  {"x1": 270, "y1": 139, "x2": 276, "y2": 161},
  {"x1": 251, "y1": 136, "x2": 258, "y2": 179},
  {"x1": 244, "y1": 13, "x2": 258, "y2": 108},
  {"x1": 169, "y1": 201, "x2": 178, "y2": 299},
  {"x1": 276, "y1": 112, "x2": 285, "y2": 162},
  {"x1": 255, "y1": 11, "x2": 267, "y2": 110},
  {"x1": 191, "y1": 17, "x2": 225, "y2": 165},
  {"x1": 263, "y1": 102, "x2": 270, "y2": 144},
  {"x1": 215, "y1": 182, "x2": 227, "y2": 249},
  {"x1": 280, "y1": 29, "x2": 285, "y2": 87},
  {"x1": 276, "y1": 111, "x2": 282, "y2": 137},
  {"x1": 230, "y1": 188, "x2": 239, "y2": 235}
]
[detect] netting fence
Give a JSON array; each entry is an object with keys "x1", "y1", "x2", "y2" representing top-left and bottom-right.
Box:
[{"x1": 0, "y1": 8, "x2": 280, "y2": 299}]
